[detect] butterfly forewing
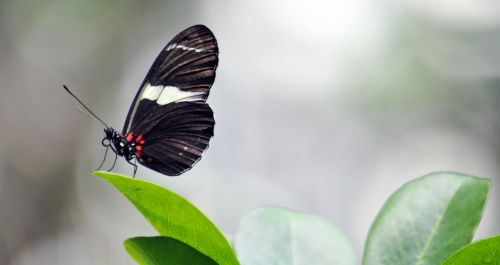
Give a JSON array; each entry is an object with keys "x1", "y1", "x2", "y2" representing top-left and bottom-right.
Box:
[
  {"x1": 123, "y1": 25, "x2": 218, "y2": 133},
  {"x1": 123, "y1": 25, "x2": 218, "y2": 176}
]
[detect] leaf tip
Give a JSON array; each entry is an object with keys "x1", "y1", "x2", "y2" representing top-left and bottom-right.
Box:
[
  {"x1": 92, "y1": 170, "x2": 106, "y2": 177},
  {"x1": 92, "y1": 171, "x2": 135, "y2": 180}
]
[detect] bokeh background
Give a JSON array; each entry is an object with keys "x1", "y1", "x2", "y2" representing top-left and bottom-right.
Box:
[{"x1": 1, "y1": 0, "x2": 499, "y2": 264}]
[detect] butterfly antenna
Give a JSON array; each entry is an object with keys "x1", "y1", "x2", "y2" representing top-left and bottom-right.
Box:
[{"x1": 63, "y1": 85, "x2": 109, "y2": 129}]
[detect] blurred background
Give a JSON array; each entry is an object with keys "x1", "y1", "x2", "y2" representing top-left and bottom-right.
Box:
[{"x1": 1, "y1": 0, "x2": 499, "y2": 264}]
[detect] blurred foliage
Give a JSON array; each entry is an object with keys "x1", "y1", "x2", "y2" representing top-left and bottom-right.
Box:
[
  {"x1": 234, "y1": 206, "x2": 356, "y2": 265},
  {"x1": 363, "y1": 172, "x2": 490, "y2": 265}
]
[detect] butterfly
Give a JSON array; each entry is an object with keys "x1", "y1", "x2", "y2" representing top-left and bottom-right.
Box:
[{"x1": 65, "y1": 25, "x2": 218, "y2": 177}]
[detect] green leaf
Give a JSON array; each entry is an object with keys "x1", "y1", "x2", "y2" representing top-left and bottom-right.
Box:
[
  {"x1": 94, "y1": 171, "x2": 240, "y2": 265},
  {"x1": 441, "y1": 235, "x2": 500, "y2": 265},
  {"x1": 124, "y1": 236, "x2": 218, "y2": 265},
  {"x1": 234, "y1": 206, "x2": 356, "y2": 265},
  {"x1": 363, "y1": 172, "x2": 490, "y2": 265}
]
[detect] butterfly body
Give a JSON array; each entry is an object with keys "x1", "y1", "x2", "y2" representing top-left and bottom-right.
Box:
[{"x1": 103, "y1": 128, "x2": 141, "y2": 162}]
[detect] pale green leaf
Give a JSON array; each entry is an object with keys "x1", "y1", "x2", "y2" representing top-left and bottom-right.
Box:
[
  {"x1": 234, "y1": 206, "x2": 356, "y2": 265},
  {"x1": 363, "y1": 172, "x2": 490, "y2": 265}
]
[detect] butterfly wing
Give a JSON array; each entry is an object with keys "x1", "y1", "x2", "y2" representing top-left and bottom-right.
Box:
[
  {"x1": 122, "y1": 25, "x2": 218, "y2": 176},
  {"x1": 123, "y1": 24, "x2": 218, "y2": 134},
  {"x1": 132, "y1": 101, "x2": 214, "y2": 176}
]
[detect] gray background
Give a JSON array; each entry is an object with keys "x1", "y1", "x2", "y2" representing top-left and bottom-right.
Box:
[{"x1": 1, "y1": 0, "x2": 499, "y2": 264}]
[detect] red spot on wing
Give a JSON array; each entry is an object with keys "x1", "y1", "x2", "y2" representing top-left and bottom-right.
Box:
[
  {"x1": 135, "y1": 151, "x2": 142, "y2": 158},
  {"x1": 126, "y1": 133, "x2": 134, "y2": 142},
  {"x1": 136, "y1": 134, "x2": 143, "y2": 142},
  {"x1": 135, "y1": 145, "x2": 142, "y2": 151},
  {"x1": 139, "y1": 140, "x2": 145, "y2": 145}
]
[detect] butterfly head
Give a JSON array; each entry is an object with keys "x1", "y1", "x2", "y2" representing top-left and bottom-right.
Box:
[
  {"x1": 101, "y1": 127, "x2": 115, "y2": 146},
  {"x1": 102, "y1": 128, "x2": 122, "y2": 154}
]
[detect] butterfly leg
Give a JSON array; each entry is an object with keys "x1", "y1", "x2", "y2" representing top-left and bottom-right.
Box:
[
  {"x1": 95, "y1": 146, "x2": 109, "y2": 171},
  {"x1": 108, "y1": 152, "x2": 118, "y2": 171},
  {"x1": 133, "y1": 159, "x2": 137, "y2": 178},
  {"x1": 125, "y1": 158, "x2": 138, "y2": 178}
]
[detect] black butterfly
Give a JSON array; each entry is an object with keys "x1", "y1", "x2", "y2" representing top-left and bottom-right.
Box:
[{"x1": 65, "y1": 25, "x2": 218, "y2": 177}]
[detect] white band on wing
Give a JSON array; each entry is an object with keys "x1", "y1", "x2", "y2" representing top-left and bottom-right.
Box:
[
  {"x1": 166, "y1": 43, "x2": 205, "y2": 53},
  {"x1": 142, "y1": 84, "x2": 204, "y2": 105}
]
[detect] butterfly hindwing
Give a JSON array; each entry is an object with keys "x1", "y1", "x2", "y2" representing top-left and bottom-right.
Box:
[{"x1": 131, "y1": 101, "x2": 214, "y2": 176}]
